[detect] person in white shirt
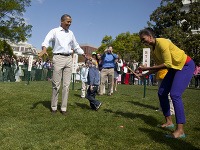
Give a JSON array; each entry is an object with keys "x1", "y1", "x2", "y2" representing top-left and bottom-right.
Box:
[
  {"x1": 114, "y1": 58, "x2": 123, "y2": 91},
  {"x1": 80, "y1": 62, "x2": 89, "y2": 98},
  {"x1": 38, "y1": 14, "x2": 86, "y2": 115}
]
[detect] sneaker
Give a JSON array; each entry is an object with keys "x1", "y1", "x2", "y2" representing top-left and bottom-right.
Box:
[{"x1": 95, "y1": 103, "x2": 102, "y2": 111}]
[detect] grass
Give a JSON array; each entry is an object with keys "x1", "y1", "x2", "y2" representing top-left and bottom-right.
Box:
[{"x1": 0, "y1": 81, "x2": 200, "y2": 150}]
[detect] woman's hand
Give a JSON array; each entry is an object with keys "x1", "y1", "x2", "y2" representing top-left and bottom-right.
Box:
[{"x1": 138, "y1": 64, "x2": 148, "y2": 71}]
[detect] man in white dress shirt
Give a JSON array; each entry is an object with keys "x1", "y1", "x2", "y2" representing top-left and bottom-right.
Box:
[{"x1": 38, "y1": 14, "x2": 85, "y2": 115}]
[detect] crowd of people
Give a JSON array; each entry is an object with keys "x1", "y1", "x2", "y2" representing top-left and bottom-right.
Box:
[
  {"x1": 0, "y1": 54, "x2": 53, "y2": 82},
  {"x1": 78, "y1": 49, "x2": 156, "y2": 98}
]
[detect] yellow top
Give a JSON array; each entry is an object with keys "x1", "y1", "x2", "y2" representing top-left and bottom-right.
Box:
[{"x1": 152, "y1": 38, "x2": 187, "y2": 70}]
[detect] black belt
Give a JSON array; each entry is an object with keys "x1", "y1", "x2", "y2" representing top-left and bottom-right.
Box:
[
  {"x1": 54, "y1": 53, "x2": 71, "y2": 56},
  {"x1": 104, "y1": 67, "x2": 114, "y2": 69}
]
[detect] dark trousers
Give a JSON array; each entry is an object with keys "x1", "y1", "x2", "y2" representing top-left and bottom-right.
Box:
[
  {"x1": 86, "y1": 85, "x2": 101, "y2": 110},
  {"x1": 194, "y1": 75, "x2": 200, "y2": 87},
  {"x1": 121, "y1": 73, "x2": 126, "y2": 84},
  {"x1": 129, "y1": 74, "x2": 135, "y2": 85}
]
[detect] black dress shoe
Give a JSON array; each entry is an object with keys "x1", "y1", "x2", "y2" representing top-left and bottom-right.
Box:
[
  {"x1": 60, "y1": 111, "x2": 67, "y2": 115},
  {"x1": 51, "y1": 110, "x2": 57, "y2": 114}
]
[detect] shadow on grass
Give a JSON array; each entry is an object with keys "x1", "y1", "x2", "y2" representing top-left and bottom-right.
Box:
[
  {"x1": 145, "y1": 88, "x2": 158, "y2": 91},
  {"x1": 74, "y1": 93, "x2": 81, "y2": 98},
  {"x1": 31, "y1": 100, "x2": 51, "y2": 111},
  {"x1": 139, "y1": 128, "x2": 199, "y2": 149},
  {"x1": 194, "y1": 127, "x2": 200, "y2": 131},
  {"x1": 127, "y1": 101, "x2": 157, "y2": 110},
  {"x1": 75, "y1": 102, "x2": 91, "y2": 110},
  {"x1": 187, "y1": 87, "x2": 200, "y2": 90},
  {"x1": 104, "y1": 109, "x2": 158, "y2": 127},
  {"x1": 121, "y1": 94, "x2": 132, "y2": 96}
]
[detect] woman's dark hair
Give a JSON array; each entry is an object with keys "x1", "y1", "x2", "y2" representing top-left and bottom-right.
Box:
[
  {"x1": 139, "y1": 28, "x2": 155, "y2": 38},
  {"x1": 61, "y1": 14, "x2": 71, "y2": 22}
]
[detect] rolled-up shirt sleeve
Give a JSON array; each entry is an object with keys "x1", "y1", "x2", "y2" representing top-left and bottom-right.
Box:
[{"x1": 42, "y1": 29, "x2": 55, "y2": 48}]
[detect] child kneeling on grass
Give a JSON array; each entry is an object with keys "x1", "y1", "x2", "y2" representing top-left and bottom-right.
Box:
[{"x1": 86, "y1": 58, "x2": 102, "y2": 110}]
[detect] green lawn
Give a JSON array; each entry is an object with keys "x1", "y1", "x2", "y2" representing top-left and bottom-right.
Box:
[{"x1": 0, "y1": 81, "x2": 199, "y2": 150}]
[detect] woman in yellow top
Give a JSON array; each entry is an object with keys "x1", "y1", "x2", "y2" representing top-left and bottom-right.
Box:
[{"x1": 139, "y1": 28, "x2": 195, "y2": 138}]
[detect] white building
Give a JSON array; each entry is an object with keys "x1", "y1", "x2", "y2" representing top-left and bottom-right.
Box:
[{"x1": 2, "y1": 39, "x2": 38, "y2": 57}]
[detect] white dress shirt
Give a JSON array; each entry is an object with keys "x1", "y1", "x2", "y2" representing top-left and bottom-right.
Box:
[{"x1": 42, "y1": 26, "x2": 84, "y2": 55}]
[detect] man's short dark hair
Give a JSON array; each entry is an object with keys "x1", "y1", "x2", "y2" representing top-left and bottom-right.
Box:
[{"x1": 61, "y1": 14, "x2": 71, "y2": 22}]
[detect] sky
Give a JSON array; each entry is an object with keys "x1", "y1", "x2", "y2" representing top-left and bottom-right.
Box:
[{"x1": 24, "y1": 0, "x2": 161, "y2": 50}]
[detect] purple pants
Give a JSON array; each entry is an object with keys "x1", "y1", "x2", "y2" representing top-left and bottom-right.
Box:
[{"x1": 158, "y1": 60, "x2": 195, "y2": 124}]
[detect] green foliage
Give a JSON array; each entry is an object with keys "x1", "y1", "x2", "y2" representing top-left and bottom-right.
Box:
[
  {"x1": 113, "y1": 32, "x2": 132, "y2": 59},
  {"x1": 0, "y1": 40, "x2": 3, "y2": 51},
  {"x1": 97, "y1": 36, "x2": 113, "y2": 54},
  {"x1": 148, "y1": 0, "x2": 200, "y2": 61},
  {"x1": 0, "y1": 40, "x2": 14, "y2": 56},
  {"x1": 101, "y1": 35, "x2": 113, "y2": 46},
  {"x1": 185, "y1": 34, "x2": 200, "y2": 62},
  {"x1": 0, "y1": 81, "x2": 200, "y2": 149},
  {"x1": 41, "y1": 46, "x2": 53, "y2": 61},
  {"x1": 98, "y1": 33, "x2": 143, "y2": 62},
  {"x1": 96, "y1": 43, "x2": 107, "y2": 54},
  {"x1": 0, "y1": 0, "x2": 32, "y2": 43}
]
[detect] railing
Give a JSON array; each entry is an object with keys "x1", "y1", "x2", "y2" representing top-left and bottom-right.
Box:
[{"x1": 0, "y1": 65, "x2": 53, "y2": 82}]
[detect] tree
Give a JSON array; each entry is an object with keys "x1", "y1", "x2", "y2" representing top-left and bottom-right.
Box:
[
  {"x1": 148, "y1": 0, "x2": 200, "y2": 60},
  {"x1": 98, "y1": 33, "x2": 143, "y2": 62},
  {"x1": 0, "y1": 40, "x2": 14, "y2": 56},
  {"x1": 113, "y1": 32, "x2": 142, "y2": 61},
  {"x1": 131, "y1": 33, "x2": 144, "y2": 63},
  {"x1": 97, "y1": 35, "x2": 113, "y2": 54},
  {"x1": 183, "y1": 1, "x2": 200, "y2": 62},
  {"x1": 0, "y1": 0, "x2": 32, "y2": 43},
  {"x1": 112, "y1": 32, "x2": 132, "y2": 59},
  {"x1": 46, "y1": 47, "x2": 53, "y2": 60}
]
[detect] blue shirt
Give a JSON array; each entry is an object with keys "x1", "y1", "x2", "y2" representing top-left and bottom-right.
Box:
[
  {"x1": 87, "y1": 66, "x2": 100, "y2": 86},
  {"x1": 101, "y1": 53, "x2": 118, "y2": 68}
]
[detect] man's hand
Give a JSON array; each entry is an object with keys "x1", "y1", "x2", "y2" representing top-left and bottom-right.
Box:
[
  {"x1": 90, "y1": 85, "x2": 93, "y2": 91},
  {"x1": 82, "y1": 53, "x2": 87, "y2": 58},
  {"x1": 38, "y1": 47, "x2": 48, "y2": 58},
  {"x1": 38, "y1": 52, "x2": 42, "y2": 57}
]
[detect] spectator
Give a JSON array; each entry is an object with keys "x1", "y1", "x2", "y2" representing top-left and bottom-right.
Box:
[
  {"x1": 99, "y1": 46, "x2": 118, "y2": 96},
  {"x1": 86, "y1": 58, "x2": 101, "y2": 110},
  {"x1": 193, "y1": 62, "x2": 200, "y2": 88},
  {"x1": 80, "y1": 62, "x2": 89, "y2": 98},
  {"x1": 114, "y1": 57, "x2": 123, "y2": 91}
]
